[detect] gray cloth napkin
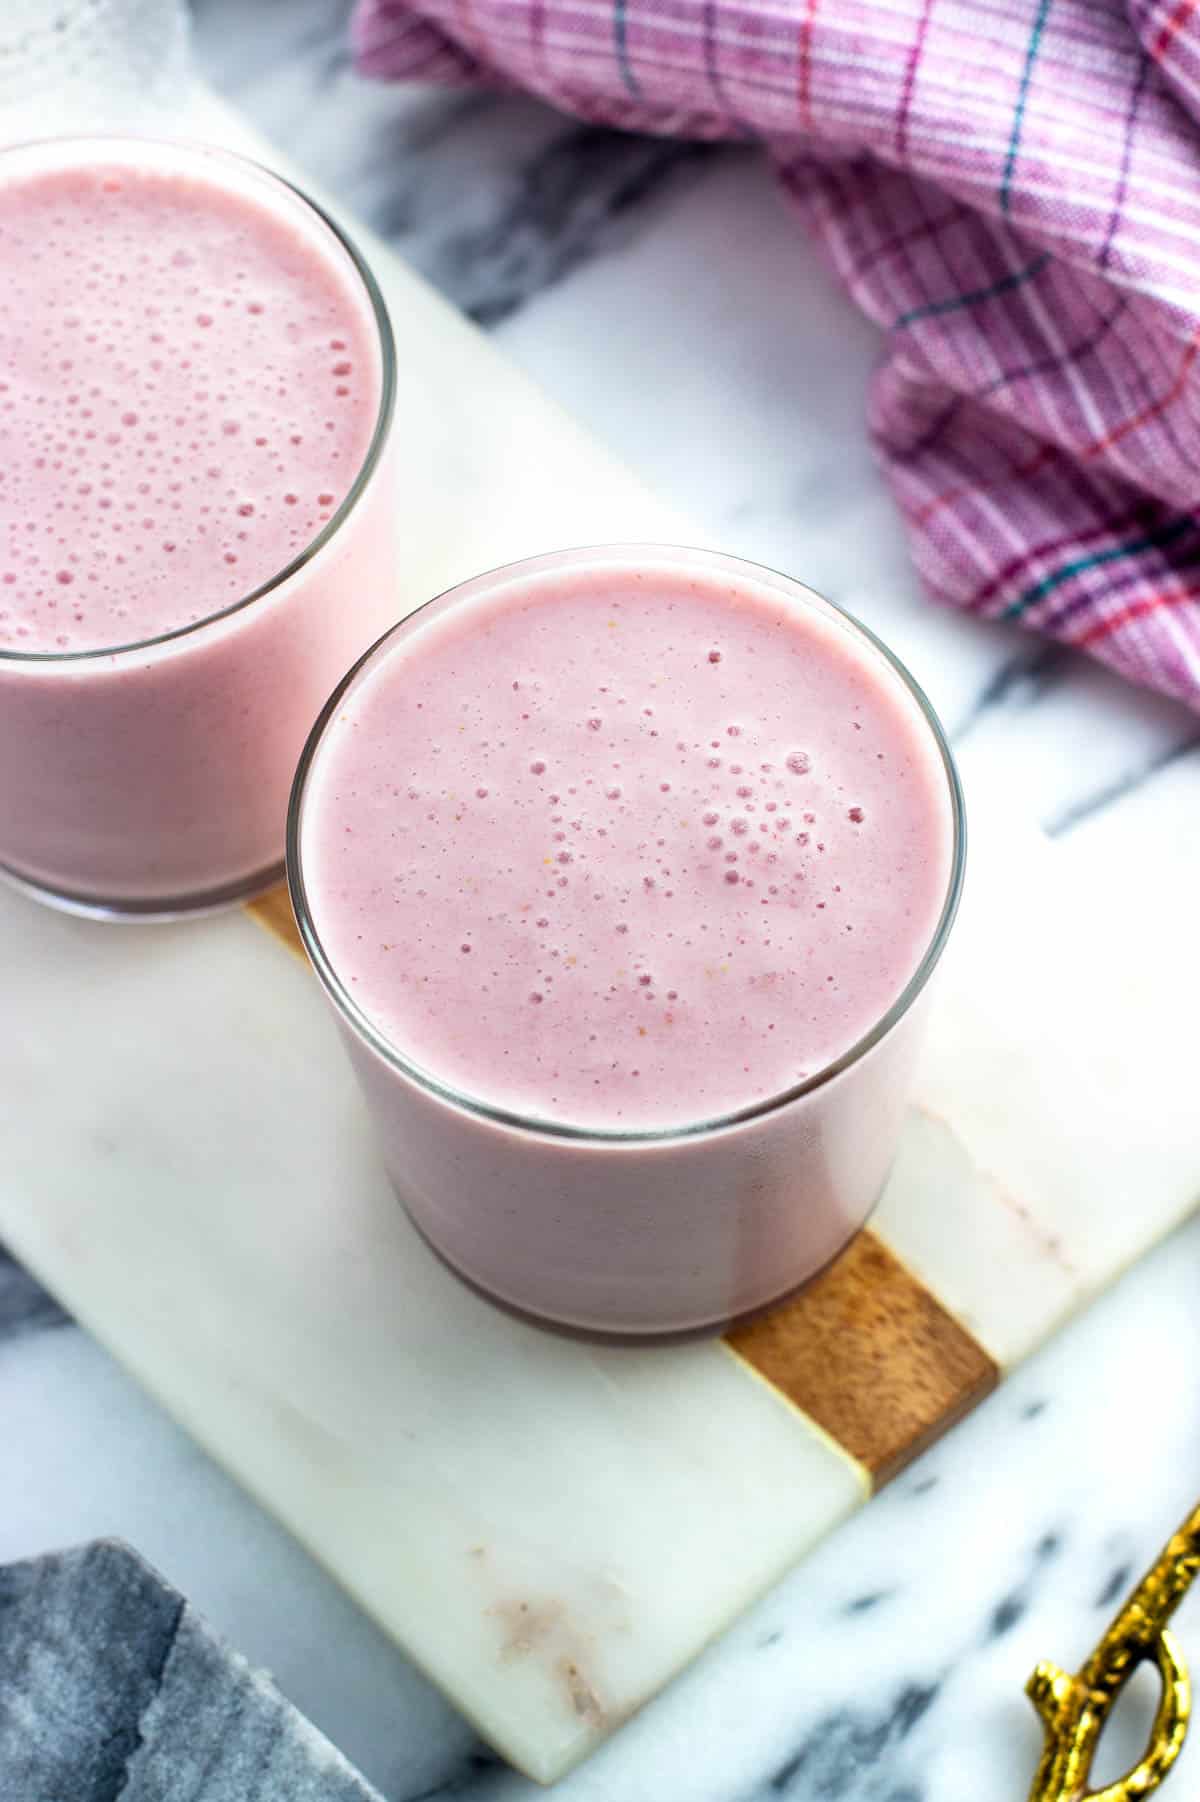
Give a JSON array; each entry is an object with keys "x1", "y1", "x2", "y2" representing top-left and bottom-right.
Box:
[{"x1": 0, "y1": 1540, "x2": 384, "y2": 1801}]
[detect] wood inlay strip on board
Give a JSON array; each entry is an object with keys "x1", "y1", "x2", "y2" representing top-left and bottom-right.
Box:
[
  {"x1": 726, "y1": 1229, "x2": 998, "y2": 1487},
  {"x1": 247, "y1": 888, "x2": 1000, "y2": 1486},
  {"x1": 247, "y1": 883, "x2": 304, "y2": 957}
]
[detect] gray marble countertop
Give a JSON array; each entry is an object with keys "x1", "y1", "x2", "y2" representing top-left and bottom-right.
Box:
[{"x1": 4, "y1": 2, "x2": 1200, "y2": 1798}]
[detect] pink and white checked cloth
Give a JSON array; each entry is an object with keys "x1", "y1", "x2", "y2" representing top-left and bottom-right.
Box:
[{"x1": 353, "y1": 0, "x2": 1200, "y2": 712}]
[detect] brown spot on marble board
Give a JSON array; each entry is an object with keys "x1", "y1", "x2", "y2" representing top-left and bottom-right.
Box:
[
  {"x1": 490, "y1": 1598, "x2": 565, "y2": 1662},
  {"x1": 726, "y1": 1228, "x2": 999, "y2": 1487},
  {"x1": 559, "y1": 1657, "x2": 605, "y2": 1725},
  {"x1": 485, "y1": 1597, "x2": 610, "y2": 1728}
]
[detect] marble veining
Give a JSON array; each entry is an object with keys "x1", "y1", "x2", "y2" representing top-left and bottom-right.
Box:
[
  {"x1": 191, "y1": 0, "x2": 717, "y2": 326},
  {"x1": 1041, "y1": 728, "x2": 1200, "y2": 837},
  {"x1": 0, "y1": 1244, "x2": 70, "y2": 1341},
  {"x1": 0, "y1": 3, "x2": 1197, "y2": 1799},
  {"x1": 430, "y1": 131, "x2": 716, "y2": 328}
]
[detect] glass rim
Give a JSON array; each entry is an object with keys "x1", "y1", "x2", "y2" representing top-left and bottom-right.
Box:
[
  {"x1": 0, "y1": 131, "x2": 396, "y2": 665},
  {"x1": 287, "y1": 543, "x2": 967, "y2": 1144}
]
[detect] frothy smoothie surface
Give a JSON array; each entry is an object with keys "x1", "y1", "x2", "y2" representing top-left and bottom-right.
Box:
[
  {"x1": 0, "y1": 155, "x2": 379, "y2": 652},
  {"x1": 302, "y1": 563, "x2": 954, "y2": 1132}
]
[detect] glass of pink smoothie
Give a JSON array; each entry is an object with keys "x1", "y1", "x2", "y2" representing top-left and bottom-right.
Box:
[
  {"x1": 0, "y1": 135, "x2": 397, "y2": 917},
  {"x1": 289, "y1": 545, "x2": 965, "y2": 1337}
]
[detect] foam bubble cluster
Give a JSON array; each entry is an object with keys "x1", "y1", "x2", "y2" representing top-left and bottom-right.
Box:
[
  {"x1": 302, "y1": 566, "x2": 954, "y2": 1130},
  {"x1": 0, "y1": 160, "x2": 379, "y2": 652}
]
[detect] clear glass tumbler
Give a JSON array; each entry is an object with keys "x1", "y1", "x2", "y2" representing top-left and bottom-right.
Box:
[
  {"x1": 0, "y1": 134, "x2": 397, "y2": 918},
  {"x1": 287, "y1": 546, "x2": 966, "y2": 1338}
]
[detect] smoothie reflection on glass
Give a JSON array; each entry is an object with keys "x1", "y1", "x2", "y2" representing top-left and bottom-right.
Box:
[
  {"x1": 0, "y1": 135, "x2": 397, "y2": 917},
  {"x1": 290, "y1": 545, "x2": 965, "y2": 1337}
]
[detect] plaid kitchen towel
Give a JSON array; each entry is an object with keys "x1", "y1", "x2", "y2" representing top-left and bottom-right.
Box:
[{"x1": 352, "y1": 0, "x2": 1200, "y2": 713}]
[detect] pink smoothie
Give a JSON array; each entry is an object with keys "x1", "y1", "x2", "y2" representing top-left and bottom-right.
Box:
[
  {"x1": 295, "y1": 548, "x2": 961, "y2": 1334},
  {"x1": 0, "y1": 136, "x2": 396, "y2": 912}
]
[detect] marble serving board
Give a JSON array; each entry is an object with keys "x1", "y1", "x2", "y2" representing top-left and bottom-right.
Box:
[{"x1": 1, "y1": 92, "x2": 1199, "y2": 1785}]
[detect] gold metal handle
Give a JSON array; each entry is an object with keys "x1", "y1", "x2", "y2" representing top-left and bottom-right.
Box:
[{"x1": 1026, "y1": 1503, "x2": 1200, "y2": 1802}]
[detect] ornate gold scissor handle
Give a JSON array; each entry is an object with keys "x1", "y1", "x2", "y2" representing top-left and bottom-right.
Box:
[{"x1": 1026, "y1": 1502, "x2": 1200, "y2": 1802}]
